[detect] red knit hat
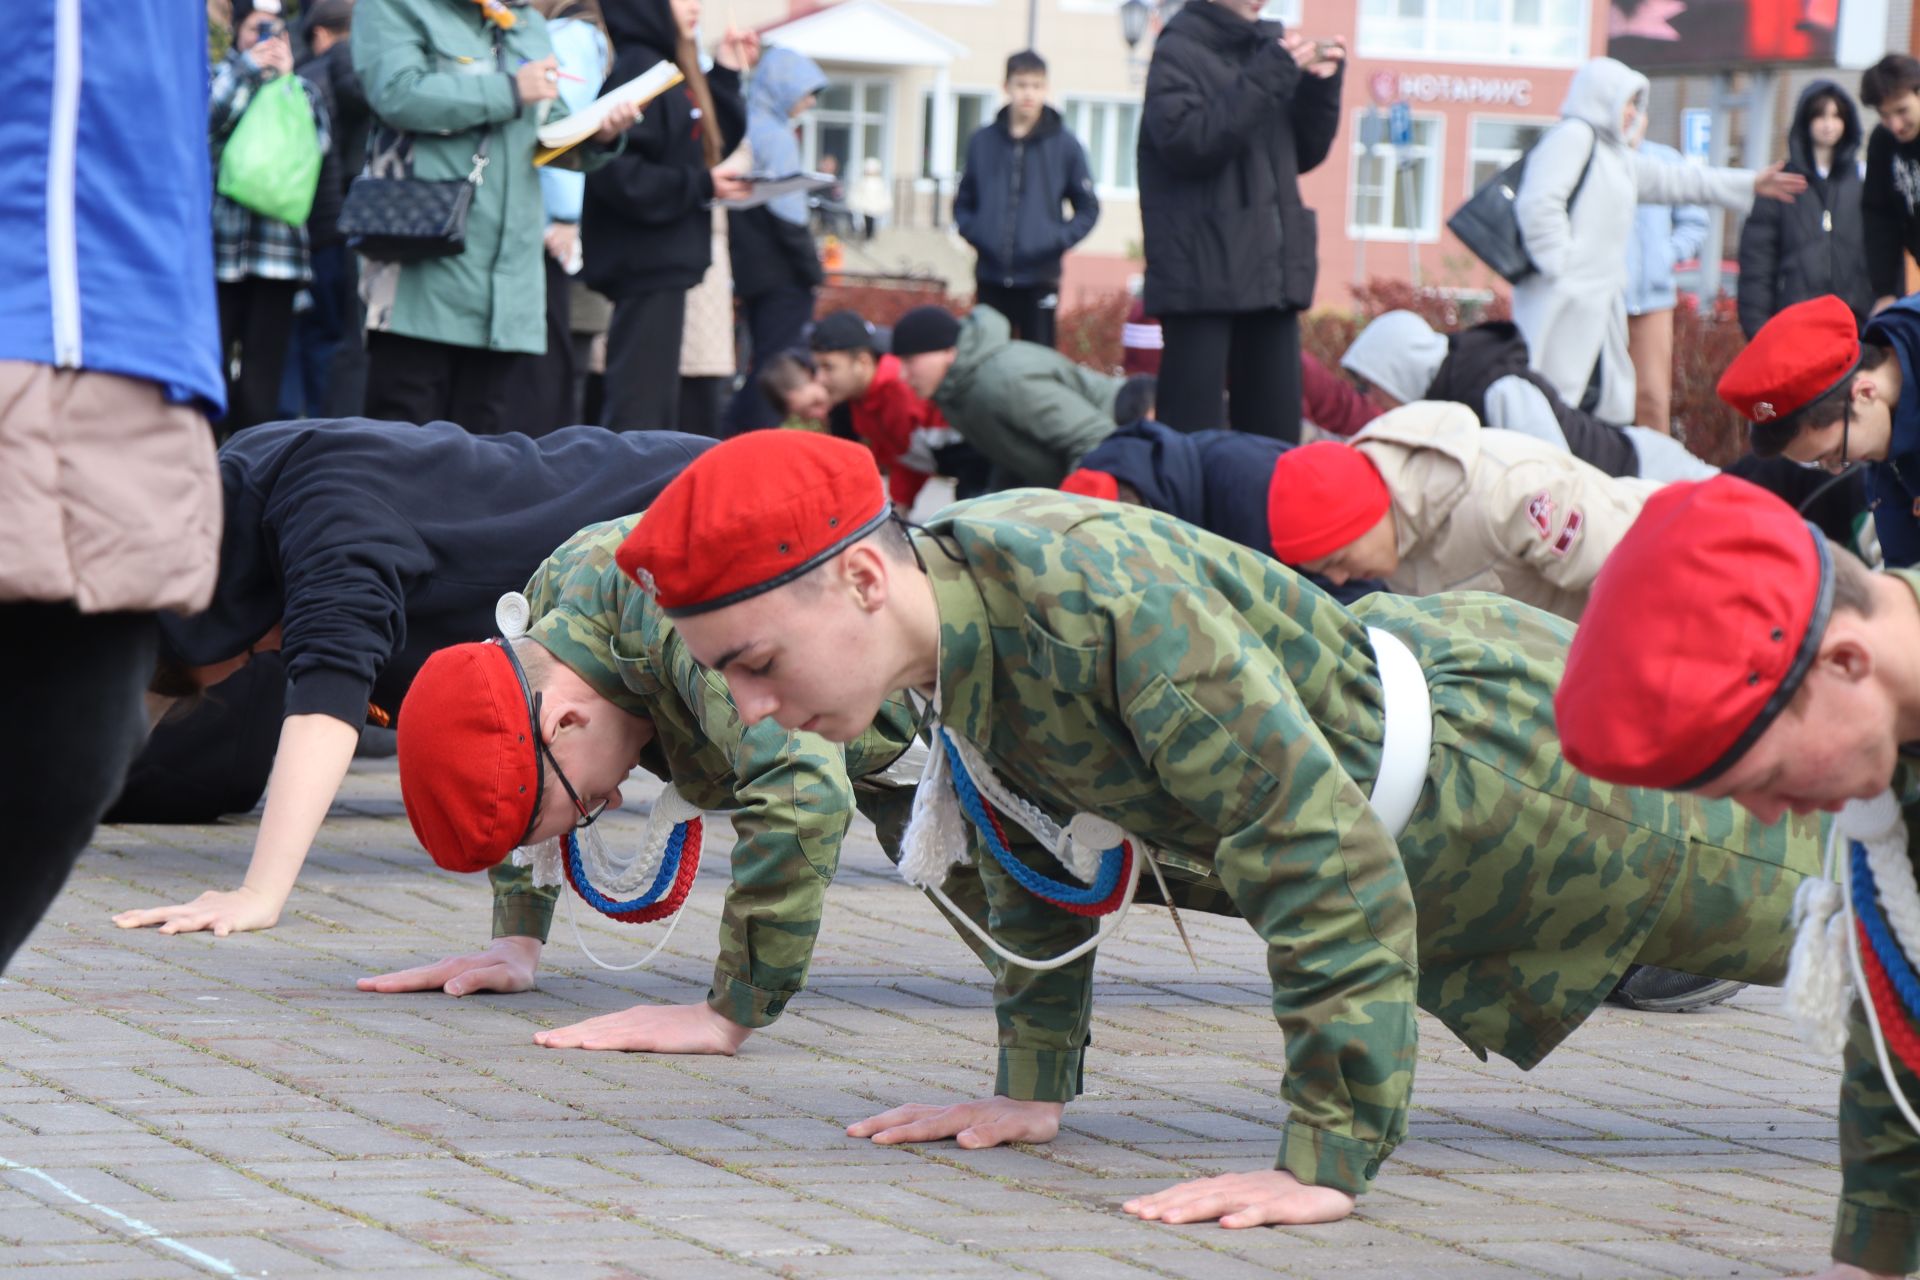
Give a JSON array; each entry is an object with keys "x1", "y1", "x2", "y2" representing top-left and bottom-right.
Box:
[
  {"x1": 1716, "y1": 295, "x2": 1861, "y2": 425},
  {"x1": 617, "y1": 430, "x2": 892, "y2": 616},
  {"x1": 397, "y1": 641, "x2": 541, "y2": 873},
  {"x1": 1556, "y1": 476, "x2": 1834, "y2": 790},
  {"x1": 1266, "y1": 442, "x2": 1392, "y2": 564},
  {"x1": 1059, "y1": 468, "x2": 1120, "y2": 501}
]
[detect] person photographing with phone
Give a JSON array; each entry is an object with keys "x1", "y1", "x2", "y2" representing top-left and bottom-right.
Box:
[{"x1": 1138, "y1": 0, "x2": 1346, "y2": 443}]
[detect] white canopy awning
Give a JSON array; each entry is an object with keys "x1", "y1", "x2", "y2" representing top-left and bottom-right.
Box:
[{"x1": 763, "y1": 0, "x2": 969, "y2": 68}]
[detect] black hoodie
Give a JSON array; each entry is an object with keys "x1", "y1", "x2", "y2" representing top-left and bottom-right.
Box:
[
  {"x1": 159, "y1": 420, "x2": 711, "y2": 727},
  {"x1": 1863, "y1": 99, "x2": 1920, "y2": 303},
  {"x1": 582, "y1": 0, "x2": 747, "y2": 298},
  {"x1": 1737, "y1": 80, "x2": 1871, "y2": 337}
]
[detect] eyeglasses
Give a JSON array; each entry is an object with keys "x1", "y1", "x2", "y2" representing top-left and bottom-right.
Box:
[{"x1": 495, "y1": 638, "x2": 607, "y2": 846}]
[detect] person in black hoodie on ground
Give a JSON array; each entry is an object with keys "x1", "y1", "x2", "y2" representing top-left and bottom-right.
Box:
[
  {"x1": 1138, "y1": 0, "x2": 1344, "y2": 442},
  {"x1": 953, "y1": 50, "x2": 1099, "y2": 349},
  {"x1": 110, "y1": 420, "x2": 711, "y2": 939},
  {"x1": 1738, "y1": 80, "x2": 1872, "y2": 338},
  {"x1": 585, "y1": 0, "x2": 750, "y2": 431},
  {"x1": 1860, "y1": 53, "x2": 1920, "y2": 316}
]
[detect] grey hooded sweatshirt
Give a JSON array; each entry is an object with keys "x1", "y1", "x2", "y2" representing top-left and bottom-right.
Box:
[{"x1": 1512, "y1": 57, "x2": 1755, "y2": 427}]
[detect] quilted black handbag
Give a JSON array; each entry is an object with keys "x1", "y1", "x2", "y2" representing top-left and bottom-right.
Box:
[
  {"x1": 1447, "y1": 121, "x2": 1596, "y2": 285},
  {"x1": 338, "y1": 132, "x2": 491, "y2": 263},
  {"x1": 338, "y1": 25, "x2": 501, "y2": 263}
]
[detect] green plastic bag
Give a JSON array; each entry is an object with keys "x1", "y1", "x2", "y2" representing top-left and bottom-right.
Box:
[{"x1": 217, "y1": 74, "x2": 322, "y2": 226}]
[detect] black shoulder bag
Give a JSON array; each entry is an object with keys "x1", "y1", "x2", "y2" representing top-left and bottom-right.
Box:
[{"x1": 1446, "y1": 121, "x2": 1597, "y2": 286}]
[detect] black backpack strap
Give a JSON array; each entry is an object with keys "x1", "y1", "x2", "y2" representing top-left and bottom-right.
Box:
[{"x1": 1566, "y1": 119, "x2": 1598, "y2": 209}]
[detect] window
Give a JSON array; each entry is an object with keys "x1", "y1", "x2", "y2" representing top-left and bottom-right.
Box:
[
  {"x1": 1357, "y1": 0, "x2": 1585, "y2": 64},
  {"x1": 803, "y1": 77, "x2": 893, "y2": 184},
  {"x1": 1467, "y1": 116, "x2": 1554, "y2": 191},
  {"x1": 921, "y1": 90, "x2": 997, "y2": 179},
  {"x1": 1062, "y1": 97, "x2": 1141, "y2": 194},
  {"x1": 1348, "y1": 109, "x2": 1442, "y2": 239}
]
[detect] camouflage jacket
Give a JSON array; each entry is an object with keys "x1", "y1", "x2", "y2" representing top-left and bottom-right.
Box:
[
  {"x1": 489, "y1": 516, "x2": 923, "y2": 1028},
  {"x1": 916, "y1": 492, "x2": 1812, "y2": 1197},
  {"x1": 1832, "y1": 569, "x2": 1920, "y2": 1275}
]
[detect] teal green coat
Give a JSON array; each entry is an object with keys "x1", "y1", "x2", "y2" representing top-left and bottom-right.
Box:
[{"x1": 352, "y1": 0, "x2": 605, "y2": 354}]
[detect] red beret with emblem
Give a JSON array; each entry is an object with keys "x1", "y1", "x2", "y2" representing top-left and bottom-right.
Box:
[
  {"x1": 1266, "y1": 441, "x2": 1392, "y2": 565},
  {"x1": 1716, "y1": 295, "x2": 1861, "y2": 426},
  {"x1": 617, "y1": 430, "x2": 892, "y2": 616},
  {"x1": 1060, "y1": 468, "x2": 1121, "y2": 502},
  {"x1": 397, "y1": 641, "x2": 541, "y2": 873},
  {"x1": 1556, "y1": 475, "x2": 1834, "y2": 790}
]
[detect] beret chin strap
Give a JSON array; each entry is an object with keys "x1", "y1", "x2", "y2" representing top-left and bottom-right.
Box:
[{"x1": 1680, "y1": 524, "x2": 1835, "y2": 790}]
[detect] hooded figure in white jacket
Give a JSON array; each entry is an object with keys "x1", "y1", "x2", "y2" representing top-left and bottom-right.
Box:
[{"x1": 1512, "y1": 57, "x2": 1804, "y2": 427}]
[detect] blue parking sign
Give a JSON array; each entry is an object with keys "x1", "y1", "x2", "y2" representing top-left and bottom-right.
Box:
[
  {"x1": 1682, "y1": 109, "x2": 1711, "y2": 164},
  {"x1": 1389, "y1": 101, "x2": 1412, "y2": 147}
]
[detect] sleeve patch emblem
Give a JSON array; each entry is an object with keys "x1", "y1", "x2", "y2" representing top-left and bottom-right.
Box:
[
  {"x1": 1550, "y1": 508, "x2": 1584, "y2": 557},
  {"x1": 1527, "y1": 490, "x2": 1554, "y2": 539}
]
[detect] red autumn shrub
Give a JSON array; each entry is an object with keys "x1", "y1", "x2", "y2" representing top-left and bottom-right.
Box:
[
  {"x1": 815, "y1": 280, "x2": 962, "y2": 329},
  {"x1": 1055, "y1": 290, "x2": 1132, "y2": 373}
]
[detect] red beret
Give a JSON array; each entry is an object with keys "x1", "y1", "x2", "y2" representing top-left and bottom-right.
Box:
[
  {"x1": 397, "y1": 641, "x2": 540, "y2": 873},
  {"x1": 1556, "y1": 476, "x2": 1834, "y2": 790},
  {"x1": 1717, "y1": 295, "x2": 1860, "y2": 425},
  {"x1": 1266, "y1": 442, "x2": 1392, "y2": 564},
  {"x1": 618, "y1": 430, "x2": 892, "y2": 616},
  {"x1": 1060, "y1": 468, "x2": 1120, "y2": 501}
]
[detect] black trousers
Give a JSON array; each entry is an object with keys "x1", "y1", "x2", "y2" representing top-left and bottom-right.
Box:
[
  {"x1": 363, "y1": 331, "x2": 533, "y2": 435},
  {"x1": 0, "y1": 602, "x2": 157, "y2": 974},
  {"x1": 107, "y1": 652, "x2": 285, "y2": 825},
  {"x1": 723, "y1": 285, "x2": 815, "y2": 436},
  {"x1": 216, "y1": 277, "x2": 300, "y2": 437},
  {"x1": 677, "y1": 376, "x2": 727, "y2": 438},
  {"x1": 602, "y1": 288, "x2": 688, "y2": 431},
  {"x1": 509, "y1": 253, "x2": 579, "y2": 437},
  {"x1": 1158, "y1": 308, "x2": 1303, "y2": 442},
  {"x1": 975, "y1": 278, "x2": 1057, "y2": 349}
]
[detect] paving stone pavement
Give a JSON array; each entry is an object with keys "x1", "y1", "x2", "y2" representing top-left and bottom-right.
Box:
[{"x1": 1, "y1": 760, "x2": 1849, "y2": 1279}]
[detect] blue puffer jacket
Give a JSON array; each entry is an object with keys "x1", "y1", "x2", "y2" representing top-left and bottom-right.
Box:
[
  {"x1": 954, "y1": 106, "x2": 1099, "y2": 288},
  {"x1": 0, "y1": 0, "x2": 222, "y2": 410}
]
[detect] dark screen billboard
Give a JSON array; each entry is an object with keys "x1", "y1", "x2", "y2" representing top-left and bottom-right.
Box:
[{"x1": 1608, "y1": 0, "x2": 1839, "y2": 70}]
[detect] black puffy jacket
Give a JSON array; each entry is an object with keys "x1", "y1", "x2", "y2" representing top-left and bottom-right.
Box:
[
  {"x1": 1737, "y1": 80, "x2": 1872, "y2": 337},
  {"x1": 1137, "y1": 2, "x2": 1341, "y2": 316},
  {"x1": 582, "y1": 0, "x2": 745, "y2": 299}
]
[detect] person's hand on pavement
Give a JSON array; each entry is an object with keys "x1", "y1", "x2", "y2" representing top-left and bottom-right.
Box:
[
  {"x1": 532, "y1": 1000, "x2": 753, "y2": 1053},
  {"x1": 847, "y1": 1097, "x2": 1064, "y2": 1149},
  {"x1": 113, "y1": 885, "x2": 282, "y2": 937},
  {"x1": 356, "y1": 937, "x2": 543, "y2": 996},
  {"x1": 1123, "y1": 1170, "x2": 1356, "y2": 1228}
]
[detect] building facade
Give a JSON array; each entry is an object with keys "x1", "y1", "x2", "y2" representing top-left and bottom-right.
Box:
[{"x1": 738, "y1": 0, "x2": 1897, "y2": 309}]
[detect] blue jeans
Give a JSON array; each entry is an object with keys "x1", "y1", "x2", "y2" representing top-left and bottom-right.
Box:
[{"x1": 278, "y1": 243, "x2": 349, "y2": 418}]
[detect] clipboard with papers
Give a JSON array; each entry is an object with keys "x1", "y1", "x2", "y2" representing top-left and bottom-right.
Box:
[
  {"x1": 713, "y1": 172, "x2": 837, "y2": 211},
  {"x1": 533, "y1": 60, "x2": 684, "y2": 167}
]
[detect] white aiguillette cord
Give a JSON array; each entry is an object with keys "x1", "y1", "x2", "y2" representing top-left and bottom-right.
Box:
[
  {"x1": 496, "y1": 590, "x2": 698, "y2": 974},
  {"x1": 898, "y1": 690, "x2": 1180, "y2": 972},
  {"x1": 1786, "y1": 790, "x2": 1920, "y2": 1136}
]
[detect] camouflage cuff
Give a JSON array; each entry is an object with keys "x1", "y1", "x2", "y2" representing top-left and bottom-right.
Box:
[
  {"x1": 995, "y1": 1048, "x2": 1084, "y2": 1103},
  {"x1": 490, "y1": 892, "x2": 558, "y2": 945},
  {"x1": 1277, "y1": 1118, "x2": 1383, "y2": 1198},
  {"x1": 1832, "y1": 1197, "x2": 1920, "y2": 1276},
  {"x1": 707, "y1": 972, "x2": 792, "y2": 1030}
]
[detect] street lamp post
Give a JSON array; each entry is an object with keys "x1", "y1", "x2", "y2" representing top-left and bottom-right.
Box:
[{"x1": 1121, "y1": 0, "x2": 1180, "y2": 84}]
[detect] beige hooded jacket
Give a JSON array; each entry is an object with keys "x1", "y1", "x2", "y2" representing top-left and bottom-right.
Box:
[{"x1": 1356, "y1": 401, "x2": 1660, "y2": 620}]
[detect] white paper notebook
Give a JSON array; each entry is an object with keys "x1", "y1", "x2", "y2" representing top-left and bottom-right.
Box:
[
  {"x1": 534, "y1": 61, "x2": 684, "y2": 165},
  {"x1": 714, "y1": 172, "x2": 836, "y2": 211}
]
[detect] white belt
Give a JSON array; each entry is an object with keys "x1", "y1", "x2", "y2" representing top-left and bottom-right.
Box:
[{"x1": 1365, "y1": 627, "x2": 1434, "y2": 841}]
